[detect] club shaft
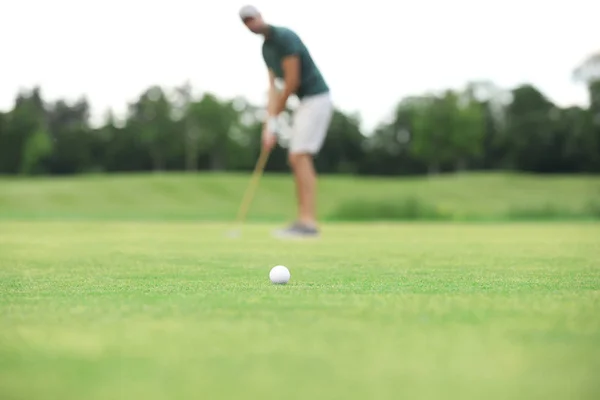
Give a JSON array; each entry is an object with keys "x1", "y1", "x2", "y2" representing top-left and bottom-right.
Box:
[{"x1": 235, "y1": 147, "x2": 270, "y2": 224}]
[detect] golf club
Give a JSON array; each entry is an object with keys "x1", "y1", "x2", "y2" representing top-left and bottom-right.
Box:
[{"x1": 227, "y1": 145, "x2": 271, "y2": 237}]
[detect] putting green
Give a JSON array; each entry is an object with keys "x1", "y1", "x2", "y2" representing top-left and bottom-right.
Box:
[{"x1": 1, "y1": 221, "x2": 598, "y2": 400}]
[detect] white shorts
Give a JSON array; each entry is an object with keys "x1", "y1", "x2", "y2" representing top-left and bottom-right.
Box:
[{"x1": 289, "y1": 92, "x2": 333, "y2": 155}]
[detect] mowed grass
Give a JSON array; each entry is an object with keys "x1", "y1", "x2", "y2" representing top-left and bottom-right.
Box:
[
  {"x1": 0, "y1": 172, "x2": 599, "y2": 221},
  {"x1": 0, "y1": 221, "x2": 599, "y2": 400}
]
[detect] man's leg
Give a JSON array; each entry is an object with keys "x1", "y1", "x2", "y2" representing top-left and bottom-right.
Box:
[
  {"x1": 274, "y1": 92, "x2": 333, "y2": 237},
  {"x1": 289, "y1": 151, "x2": 317, "y2": 227}
]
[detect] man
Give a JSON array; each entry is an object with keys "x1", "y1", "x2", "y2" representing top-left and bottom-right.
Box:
[{"x1": 239, "y1": 5, "x2": 333, "y2": 238}]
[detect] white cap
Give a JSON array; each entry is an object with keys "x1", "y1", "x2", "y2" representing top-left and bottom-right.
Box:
[{"x1": 239, "y1": 5, "x2": 260, "y2": 19}]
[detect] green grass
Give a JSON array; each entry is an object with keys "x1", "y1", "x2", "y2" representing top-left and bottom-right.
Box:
[
  {"x1": 1, "y1": 221, "x2": 599, "y2": 399},
  {"x1": 1, "y1": 173, "x2": 599, "y2": 398},
  {"x1": 0, "y1": 172, "x2": 599, "y2": 221}
]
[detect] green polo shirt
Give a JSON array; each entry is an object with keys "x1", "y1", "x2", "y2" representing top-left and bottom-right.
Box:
[{"x1": 262, "y1": 25, "x2": 329, "y2": 99}]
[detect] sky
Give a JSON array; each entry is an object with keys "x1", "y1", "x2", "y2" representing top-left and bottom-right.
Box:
[{"x1": 1, "y1": 0, "x2": 598, "y2": 132}]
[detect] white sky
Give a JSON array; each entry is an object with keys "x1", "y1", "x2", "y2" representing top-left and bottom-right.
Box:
[{"x1": 1, "y1": 0, "x2": 598, "y2": 132}]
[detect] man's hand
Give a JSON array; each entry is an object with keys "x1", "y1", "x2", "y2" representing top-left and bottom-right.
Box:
[{"x1": 262, "y1": 121, "x2": 277, "y2": 151}]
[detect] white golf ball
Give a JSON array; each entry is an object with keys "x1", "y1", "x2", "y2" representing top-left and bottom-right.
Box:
[{"x1": 269, "y1": 265, "x2": 290, "y2": 284}]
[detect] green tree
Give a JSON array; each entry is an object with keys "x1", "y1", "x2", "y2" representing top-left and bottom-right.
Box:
[
  {"x1": 101, "y1": 110, "x2": 152, "y2": 172},
  {"x1": 127, "y1": 86, "x2": 178, "y2": 171},
  {"x1": 20, "y1": 127, "x2": 53, "y2": 174},
  {"x1": 555, "y1": 105, "x2": 592, "y2": 172},
  {"x1": 573, "y1": 51, "x2": 600, "y2": 171},
  {"x1": 186, "y1": 92, "x2": 234, "y2": 171},
  {"x1": 452, "y1": 88, "x2": 486, "y2": 171},
  {"x1": 464, "y1": 81, "x2": 511, "y2": 170},
  {"x1": 1, "y1": 87, "x2": 52, "y2": 174},
  {"x1": 316, "y1": 109, "x2": 365, "y2": 174},
  {"x1": 359, "y1": 98, "x2": 424, "y2": 175},
  {"x1": 408, "y1": 89, "x2": 485, "y2": 174},
  {"x1": 173, "y1": 81, "x2": 202, "y2": 171},
  {"x1": 501, "y1": 84, "x2": 557, "y2": 171},
  {"x1": 46, "y1": 98, "x2": 94, "y2": 174}
]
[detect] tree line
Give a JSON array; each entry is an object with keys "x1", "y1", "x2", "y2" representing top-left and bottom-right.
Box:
[{"x1": 1, "y1": 54, "x2": 599, "y2": 176}]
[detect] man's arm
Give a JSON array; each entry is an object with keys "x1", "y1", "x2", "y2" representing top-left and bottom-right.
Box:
[
  {"x1": 273, "y1": 56, "x2": 300, "y2": 114},
  {"x1": 264, "y1": 69, "x2": 280, "y2": 136},
  {"x1": 266, "y1": 69, "x2": 279, "y2": 117},
  {"x1": 273, "y1": 31, "x2": 301, "y2": 115}
]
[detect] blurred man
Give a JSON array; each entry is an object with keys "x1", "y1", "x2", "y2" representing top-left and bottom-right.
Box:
[{"x1": 239, "y1": 5, "x2": 333, "y2": 238}]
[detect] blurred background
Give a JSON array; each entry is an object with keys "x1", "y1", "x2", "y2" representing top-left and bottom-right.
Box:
[{"x1": 1, "y1": 1, "x2": 599, "y2": 222}]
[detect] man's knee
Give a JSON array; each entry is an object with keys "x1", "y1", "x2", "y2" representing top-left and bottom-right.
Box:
[
  {"x1": 288, "y1": 153, "x2": 297, "y2": 168},
  {"x1": 288, "y1": 152, "x2": 311, "y2": 170},
  {"x1": 288, "y1": 152, "x2": 301, "y2": 169}
]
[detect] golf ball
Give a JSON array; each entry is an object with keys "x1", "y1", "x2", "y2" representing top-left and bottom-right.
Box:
[{"x1": 269, "y1": 265, "x2": 290, "y2": 284}]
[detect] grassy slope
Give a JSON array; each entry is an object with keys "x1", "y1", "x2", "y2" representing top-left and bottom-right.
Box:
[
  {"x1": 0, "y1": 172, "x2": 599, "y2": 221},
  {"x1": 0, "y1": 222, "x2": 598, "y2": 399}
]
